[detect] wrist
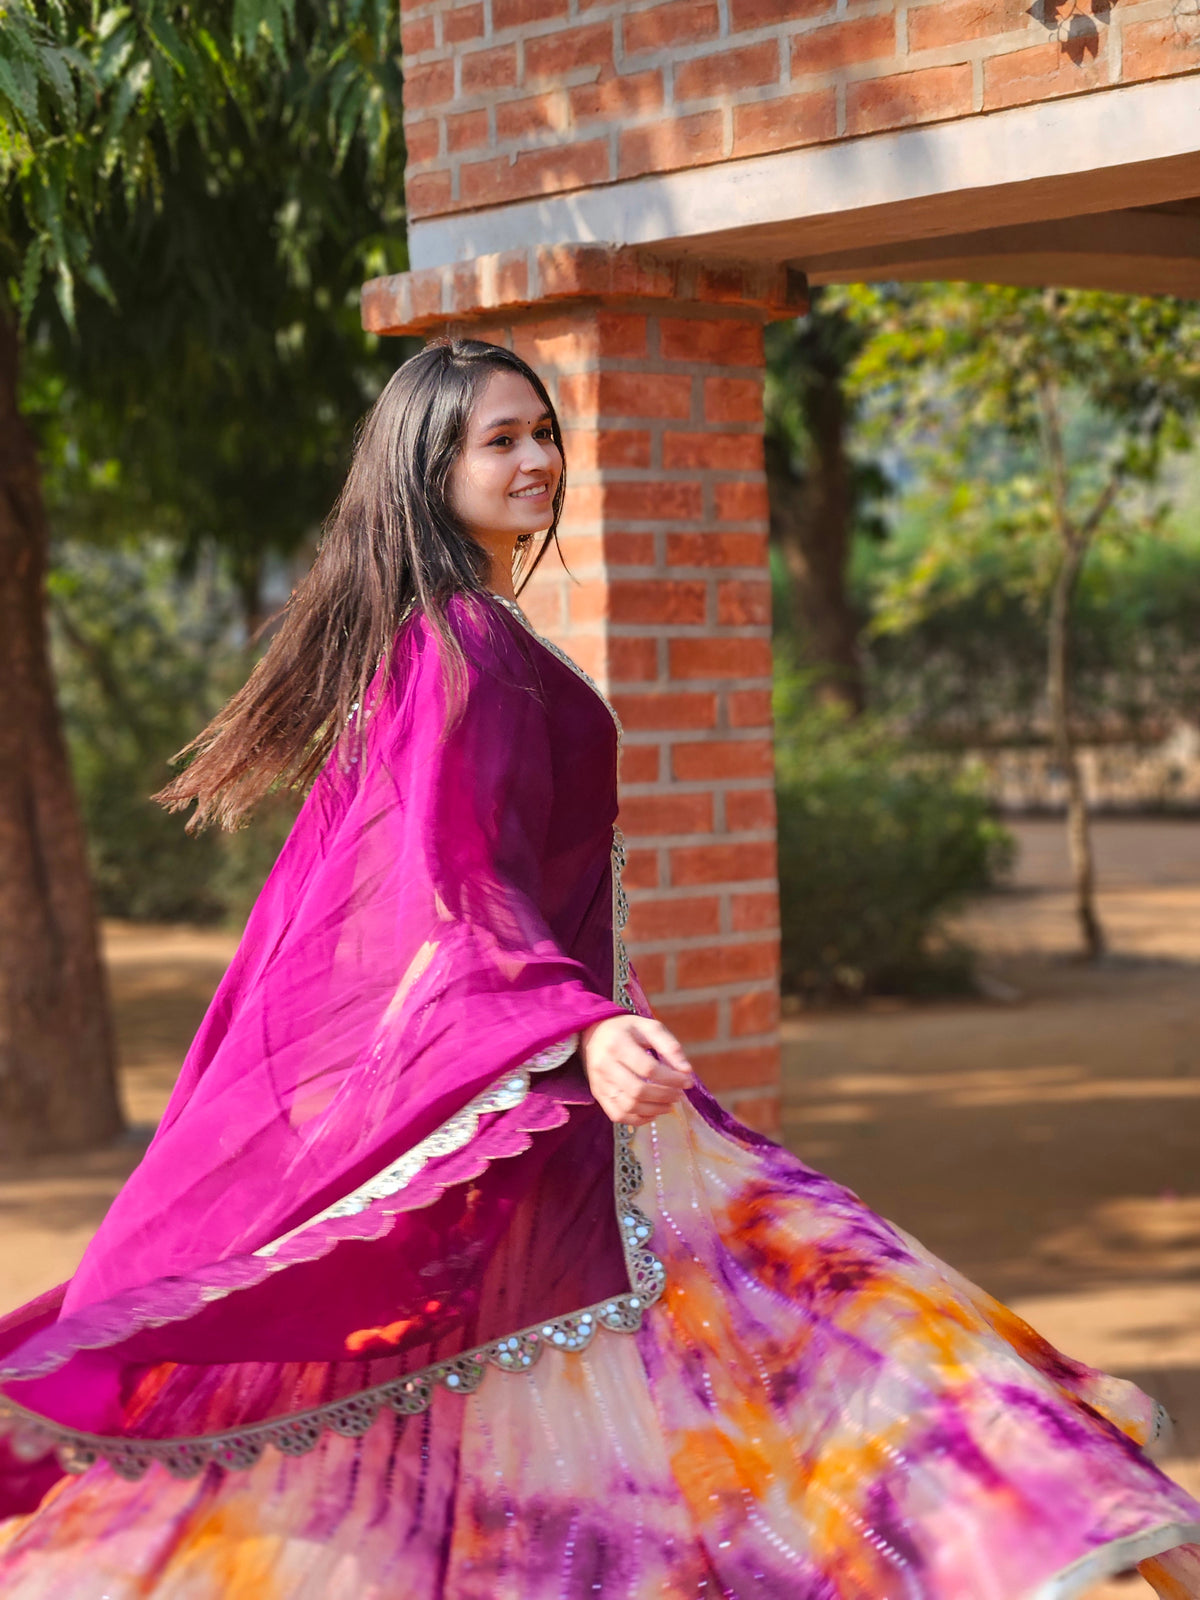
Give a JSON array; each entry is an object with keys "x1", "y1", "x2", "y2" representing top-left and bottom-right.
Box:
[{"x1": 582, "y1": 1009, "x2": 623, "y2": 1049}]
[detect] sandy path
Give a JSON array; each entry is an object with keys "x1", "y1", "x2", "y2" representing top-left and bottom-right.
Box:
[
  {"x1": 1, "y1": 817, "x2": 1197, "y2": 1590},
  {"x1": 781, "y1": 818, "x2": 1200, "y2": 1591}
]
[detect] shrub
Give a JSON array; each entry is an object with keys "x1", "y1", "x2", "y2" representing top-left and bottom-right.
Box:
[
  {"x1": 775, "y1": 669, "x2": 1013, "y2": 999},
  {"x1": 49, "y1": 540, "x2": 293, "y2": 925}
]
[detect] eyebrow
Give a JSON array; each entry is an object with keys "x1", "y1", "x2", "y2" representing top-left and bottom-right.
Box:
[{"x1": 479, "y1": 412, "x2": 554, "y2": 431}]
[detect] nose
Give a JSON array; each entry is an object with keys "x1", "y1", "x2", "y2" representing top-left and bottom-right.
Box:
[{"x1": 518, "y1": 434, "x2": 559, "y2": 475}]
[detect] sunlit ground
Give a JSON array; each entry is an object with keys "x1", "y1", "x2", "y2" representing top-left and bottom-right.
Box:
[
  {"x1": 783, "y1": 818, "x2": 1200, "y2": 1593},
  {"x1": 0, "y1": 818, "x2": 1197, "y2": 1590}
]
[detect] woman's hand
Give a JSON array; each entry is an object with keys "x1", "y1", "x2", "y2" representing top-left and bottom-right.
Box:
[{"x1": 580, "y1": 1014, "x2": 695, "y2": 1127}]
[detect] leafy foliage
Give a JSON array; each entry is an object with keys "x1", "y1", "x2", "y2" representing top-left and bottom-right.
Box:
[
  {"x1": 0, "y1": 0, "x2": 402, "y2": 327},
  {"x1": 822, "y1": 284, "x2": 1200, "y2": 957},
  {"x1": 774, "y1": 664, "x2": 1013, "y2": 1000},
  {"x1": 48, "y1": 538, "x2": 300, "y2": 921},
  {"x1": 865, "y1": 525, "x2": 1200, "y2": 747},
  {"x1": 49, "y1": 538, "x2": 235, "y2": 921},
  {"x1": 764, "y1": 298, "x2": 891, "y2": 553},
  {"x1": 844, "y1": 283, "x2": 1200, "y2": 635},
  {"x1": 2, "y1": 0, "x2": 408, "y2": 927},
  {"x1": 763, "y1": 290, "x2": 894, "y2": 711},
  {"x1": 797, "y1": 283, "x2": 1200, "y2": 745},
  {"x1": 5, "y1": 0, "x2": 408, "y2": 611}
]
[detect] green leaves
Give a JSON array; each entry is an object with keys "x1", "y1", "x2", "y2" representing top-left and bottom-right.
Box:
[
  {"x1": 0, "y1": 0, "x2": 403, "y2": 329},
  {"x1": 232, "y1": 0, "x2": 297, "y2": 63},
  {"x1": 847, "y1": 283, "x2": 1200, "y2": 490},
  {"x1": 774, "y1": 659, "x2": 1012, "y2": 997},
  {"x1": 839, "y1": 284, "x2": 1200, "y2": 636}
]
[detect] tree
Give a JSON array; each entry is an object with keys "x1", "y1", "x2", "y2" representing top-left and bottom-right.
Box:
[
  {"x1": 859, "y1": 536, "x2": 1200, "y2": 756},
  {"x1": 0, "y1": 1, "x2": 402, "y2": 1154},
  {"x1": 764, "y1": 289, "x2": 890, "y2": 714},
  {"x1": 849, "y1": 283, "x2": 1200, "y2": 960}
]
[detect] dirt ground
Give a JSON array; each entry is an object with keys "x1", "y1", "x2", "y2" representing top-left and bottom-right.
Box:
[
  {"x1": 1, "y1": 815, "x2": 1197, "y2": 1591},
  {"x1": 782, "y1": 818, "x2": 1200, "y2": 1593}
]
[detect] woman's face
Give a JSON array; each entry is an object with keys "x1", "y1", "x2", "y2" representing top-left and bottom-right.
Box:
[{"x1": 448, "y1": 369, "x2": 563, "y2": 581}]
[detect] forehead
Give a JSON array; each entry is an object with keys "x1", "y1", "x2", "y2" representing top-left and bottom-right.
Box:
[{"x1": 469, "y1": 368, "x2": 549, "y2": 428}]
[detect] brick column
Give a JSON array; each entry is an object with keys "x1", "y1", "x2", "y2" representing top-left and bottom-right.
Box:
[{"x1": 363, "y1": 246, "x2": 806, "y2": 1135}]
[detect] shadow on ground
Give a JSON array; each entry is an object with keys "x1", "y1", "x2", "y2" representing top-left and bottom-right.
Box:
[{"x1": 782, "y1": 957, "x2": 1200, "y2": 1303}]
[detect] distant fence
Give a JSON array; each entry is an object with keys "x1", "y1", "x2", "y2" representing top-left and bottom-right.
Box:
[{"x1": 962, "y1": 723, "x2": 1200, "y2": 813}]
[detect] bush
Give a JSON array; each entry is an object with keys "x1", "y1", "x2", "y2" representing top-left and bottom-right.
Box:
[
  {"x1": 775, "y1": 669, "x2": 1013, "y2": 999},
  {"x1": 49, "y1": 540, "x2": 294, "y2": 925}
]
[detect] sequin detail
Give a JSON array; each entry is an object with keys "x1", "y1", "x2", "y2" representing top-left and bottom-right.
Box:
[
  {"x1": 0, "y1": 1124, "x2": 665, "y2": 1483},
  {"x1": 253, "y1": 1035, "x2": 580, "y2": 1259}
]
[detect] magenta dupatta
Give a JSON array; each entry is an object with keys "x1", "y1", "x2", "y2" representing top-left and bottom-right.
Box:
[{"x1": 0, "y1": 593, "x2": 645, "y2": 1502}]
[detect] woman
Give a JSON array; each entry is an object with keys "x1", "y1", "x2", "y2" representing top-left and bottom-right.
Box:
[{"x1": 0, "y1": 339, "x2": 1197, "y2": 1599}]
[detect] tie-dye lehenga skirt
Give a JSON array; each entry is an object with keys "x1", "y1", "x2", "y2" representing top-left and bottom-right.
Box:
[{"x1": 0, "y1": 1086, "x2": 1198, "y2": 1600}]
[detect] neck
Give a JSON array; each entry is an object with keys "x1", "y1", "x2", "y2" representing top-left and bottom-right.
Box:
[{"x1": 483, "y1": 546, "x2": 519, "y2": 603}]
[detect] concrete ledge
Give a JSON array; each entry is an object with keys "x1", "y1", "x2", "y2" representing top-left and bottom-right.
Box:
[{"x1": 361, "y1": 244, "x2": 809, "y2": 336}]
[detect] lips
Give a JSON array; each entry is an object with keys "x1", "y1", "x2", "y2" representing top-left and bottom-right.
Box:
[{"x1": 511, "y1": 482, "x2": 550, "y2": 499}]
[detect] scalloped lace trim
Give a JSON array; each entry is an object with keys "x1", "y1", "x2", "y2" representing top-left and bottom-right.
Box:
[
  {"x1": 0, "y1": 1123, "x2": 663, "y2": 1483},
  {"x1": 254, "y1": 1034, "x2": 579, "y2": 1259}
]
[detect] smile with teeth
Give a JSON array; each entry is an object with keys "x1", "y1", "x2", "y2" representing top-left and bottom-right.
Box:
[{"x1": 511, "y1": 483, "x2": 549, "y2": 498}]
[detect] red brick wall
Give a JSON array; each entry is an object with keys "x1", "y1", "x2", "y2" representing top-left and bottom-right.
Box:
[
  {"x1": 401, "y1": 0, "x2": 1200, "y2": 219},
  {"x1": 448, "y1": 297, "x2": 782, "y2": 1133}
]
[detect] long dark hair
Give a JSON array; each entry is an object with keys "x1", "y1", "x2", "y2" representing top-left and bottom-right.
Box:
[{"x1": 154, "y1": 338, "x2": 566, "y2": 832}]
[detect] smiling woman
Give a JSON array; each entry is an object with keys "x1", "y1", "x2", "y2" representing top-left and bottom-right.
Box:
[{"x1": 0, "y1": 341, "x2": 1197, "y2": 1600}]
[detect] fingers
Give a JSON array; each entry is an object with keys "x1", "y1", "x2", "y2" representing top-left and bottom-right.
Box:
[
  {"x1": 582, "y1": 1014, "x2": 693, "y2": 1079},
  {"x1": 613, "y1": 1029, "x2": 693, "y2": 1092},
  {"x1": 595, "y1": 1096, "x2": 661, "y2": 1129},
  {"x1": 632, "y1": 1018, "x2": 694, "y2": 1078},
  {"x1": 589, "y1": 1062, "x2": 680, "y2": 1124},
  {"x1": 581, "y1": 1013, "x2": 697, "y2": 1126},
  {"x1": 611, "y1": 1074, "x2": 679, "y2": 1107}
]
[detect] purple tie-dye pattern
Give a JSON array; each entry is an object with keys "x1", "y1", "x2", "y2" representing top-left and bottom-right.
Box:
[
  {"x1": 0, "y1": 596, "x2": 1197, "y2": 1596},
  {"x1": 1, "y1": 1057, "x2": 1200, "y2": 1598}
]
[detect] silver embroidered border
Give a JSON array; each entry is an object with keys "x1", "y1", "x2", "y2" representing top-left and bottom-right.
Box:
[
  {"x1": 254, "y1": 1035, "x2": 580, "y2": 1259},
  {"x1": 0, "y1": 1124, "x2": 662, "y2": 1483},
  {"x1": 612, "y1": 826, "x2": 634, "y2": 1015}
]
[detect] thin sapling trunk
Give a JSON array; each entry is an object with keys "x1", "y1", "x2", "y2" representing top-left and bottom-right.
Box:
[{"x1": 1038, "y1": 369, "x2": 1106, "y2": 962}]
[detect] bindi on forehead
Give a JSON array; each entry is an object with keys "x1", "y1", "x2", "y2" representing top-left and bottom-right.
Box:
[{"x1": 477, "y1": 411, "x2": 553, "y2": 433}]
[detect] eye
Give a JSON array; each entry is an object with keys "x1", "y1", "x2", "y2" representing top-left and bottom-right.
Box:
[
  {"x1": 487, "y1": 434, "x2": 512, "y2": 448},
  {"x1": 535, "y1": 426, "x2": 556, "y2": 443}
]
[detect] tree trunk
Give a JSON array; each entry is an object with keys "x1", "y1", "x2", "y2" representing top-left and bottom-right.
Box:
[
  {"x1": 235, "y1": 551, "x2": 267, "y2": 648},
  {"x1": 1047, "y1": 536, "x2": 1105, "y2": 961},
  {"x1": 0, "y1": 308, "x2": 124, "y2": 1157},
  {"x1": 767, "y1": 371, "x2": 865, "y2": 715}
]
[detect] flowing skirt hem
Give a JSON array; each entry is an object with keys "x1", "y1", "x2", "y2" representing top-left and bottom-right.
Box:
[
  {"x1": 1038, "y1": 1523, "x2": 1200, "y2": 1599},
  {"x1": 3, "y1": 1096, "x2": 1200, "y2": 1599}
]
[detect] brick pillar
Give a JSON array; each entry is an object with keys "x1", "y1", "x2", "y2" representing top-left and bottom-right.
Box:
[{"x1": 363, "y1": 246, "x2": 806, "y2": 1135}]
